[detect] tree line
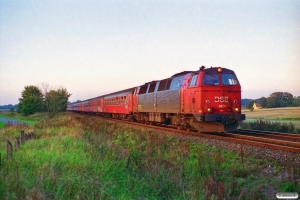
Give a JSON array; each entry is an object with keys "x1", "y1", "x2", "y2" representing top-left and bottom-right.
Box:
[
  {"x1": 18, "y1": 84, "x2": 71, "y2": 117},
  {"x1": 246, "y1": 92, "x2": 300, "y2": 109}
]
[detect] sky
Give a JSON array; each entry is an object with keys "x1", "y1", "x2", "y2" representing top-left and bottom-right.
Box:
[{"x1": 0, "y1": 0, "x2": 299, "y2": 105}]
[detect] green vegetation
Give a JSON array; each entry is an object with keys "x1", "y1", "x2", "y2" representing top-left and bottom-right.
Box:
[
  {"x1": 0, "y1": 121, "x2": 5, "y2": 129},
  {"x1": 17, "y1": 84, "x2": 71, "y2": 117},
  {"x1": 239, "y1": 119, "x2": 300, "y2": 133},
  {"x1": 18, "y1": 85, "x2": 44, "y2": 116},
  {"x1": 0, "y1": 113, "x2": 299, "y2": 199},
  {"x1": 9, "y1": 108, "x2": 15, "y2": 115}
]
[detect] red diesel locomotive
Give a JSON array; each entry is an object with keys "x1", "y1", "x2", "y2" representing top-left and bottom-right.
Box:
[{"x1": 67, "y1": 66, "x2": 245, "y2": 132}]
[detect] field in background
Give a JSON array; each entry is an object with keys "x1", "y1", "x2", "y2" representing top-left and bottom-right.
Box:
[{"x1": 242, "y1": 107, "x2": 300, "y2": 128}]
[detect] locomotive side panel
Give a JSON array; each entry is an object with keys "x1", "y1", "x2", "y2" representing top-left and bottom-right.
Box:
[
  {"x1": 138, "y1": 93, "x2": 155, "y2": 112},
  {"x1": 156, "y1": 90, "x2": 180, "y2": 113}
]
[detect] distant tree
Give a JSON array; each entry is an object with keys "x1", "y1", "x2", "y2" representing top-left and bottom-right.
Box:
[
  {"x1": 282, "y1": 92, "x2": 293, "y2": 106},
  {"x1": 257, "y1": 97, "x2": 267, "y2": 108},
  {"x1": 246, "y1": 100, "x2": 255, "y2": 109},
  {"x1": 267, "y1": 92, "x2": 294, "y2": 108},
  {"x1": 292, "y1": 96, "x2": 300, "y2": 107},
  {"x1": 41, "y1": 84, "x2": 71, "y2": 117},
  {"x1": 9, "y1": 107, "x2": 15, "y2": 114},
  {"x1": 18, "y1": 85, "x2": 44, "y2": 116}
]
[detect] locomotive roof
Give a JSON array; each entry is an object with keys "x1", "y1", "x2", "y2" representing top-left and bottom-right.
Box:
[
  {"x1": 171, "y1": 71, "x2": 193, "y2": 77},
  {"x1": 201, "y1": 67, "x2": 233, "y2": 73},
  {"x1": 171, "y1": 67, "x2": 233, "y2": 78}
]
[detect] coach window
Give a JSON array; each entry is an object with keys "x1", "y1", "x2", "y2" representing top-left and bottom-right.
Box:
[
  {"x1": 189, "y1": 74, "x2": 198, "y2": 86},
  {"x1": 203, "y1": 73, "x2": 220, "y2": 85}
]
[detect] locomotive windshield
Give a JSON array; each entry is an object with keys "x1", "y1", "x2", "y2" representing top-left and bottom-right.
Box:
[
  {"x1": 203, "y1": 73, "x2": 220, "y2": 85},
  {"x1": 203, "y1": 73, "x2": 238, "y2": 85},
  {"x1": 222, "y1": 74, "x2": 238, "y2": 85}
]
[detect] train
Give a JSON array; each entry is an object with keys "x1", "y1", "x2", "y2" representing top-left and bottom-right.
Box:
[{"x1": 67, "y1": 66, "x2": 245, "y2": 133}]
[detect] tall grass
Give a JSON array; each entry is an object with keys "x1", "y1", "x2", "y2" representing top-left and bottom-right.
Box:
[
  {"x1": 239, "y1": 119, "x2": 300, "y2": 134},
  {"x1": 0, "y1": 113, "x2": 299, "y2": 199}
]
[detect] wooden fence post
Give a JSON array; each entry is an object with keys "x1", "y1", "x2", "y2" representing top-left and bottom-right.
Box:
[
  {"x1": 21, "y1": 130, "x2": 25, "y2": 144},
  {"x1": 15, "y1": 137, "x2": 20, "y2": 152},
  {"x1": 7, "y1": 140, "x2": 13, "y2": 160}
]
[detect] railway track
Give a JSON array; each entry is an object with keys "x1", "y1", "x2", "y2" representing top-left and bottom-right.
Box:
[
  {"x1": 90, "y1": 115, "x2": 300, "y2": 154},
  {"x1": 233, "y1": 129, "x2": 300, "y2": 142}
]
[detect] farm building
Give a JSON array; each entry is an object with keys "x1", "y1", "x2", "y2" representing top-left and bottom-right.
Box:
[{"x1": 253, "y1": 102, "x2": 262, "y2": 110}]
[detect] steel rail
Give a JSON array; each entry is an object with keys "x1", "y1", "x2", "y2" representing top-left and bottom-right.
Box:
[
  {"x1": 222, "y1": 133, "x2": 300, "y2": 148},
  {"x1": 235, "y1": 129, "x2": 300, "y2": 142}
]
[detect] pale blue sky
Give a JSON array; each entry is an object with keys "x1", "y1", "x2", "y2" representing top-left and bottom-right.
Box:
[{"x1": 0, "y1": 0, "x2": 299, "y2": 105}]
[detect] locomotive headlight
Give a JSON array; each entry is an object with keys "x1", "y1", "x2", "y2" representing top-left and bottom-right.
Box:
[
  {"x1": 234, "y1": 107, "x2": 239, "y2": 112},
  {"x1": 206, "y1": 100, "x2": 210, "y2": 104},
  {"x1": 217, "y1": 67, "x2": 222, "y2": 73},
  {"x1": 234, "y1": 100, "x2": 238, "y2": 104},
  {"x1": 207, "y1": 108, "x2": 211, "y2": 112}
]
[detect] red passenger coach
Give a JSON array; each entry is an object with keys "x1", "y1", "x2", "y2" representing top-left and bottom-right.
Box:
[
  {"x1": 102, "y1": 88, "x2": 135, "y2": 118},
  {"x1": 67, "y1": 66, "x2": 245, "y2": 133},
  {"x1": 89, "y1": 97, "x2": 102, "y2": 113}
]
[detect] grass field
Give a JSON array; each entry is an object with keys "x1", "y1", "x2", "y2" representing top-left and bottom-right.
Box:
[
  {"x1": 242, "y1": 107, "x2": 300, "y2": 128},
  {"x1": 0, "y1": 112, "x2": 299, "y2": 199}
]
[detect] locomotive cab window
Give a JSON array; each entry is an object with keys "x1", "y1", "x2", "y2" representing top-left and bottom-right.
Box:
[
  {"x1": 189, "y1": 74, "x2": 198, "y2": 86},
  {"x1": 203, "y1": 73, "x2": 220, "y2": 85},
  {"x1": 222, "y1": 74, "x2": 238, "y2": 85}
]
